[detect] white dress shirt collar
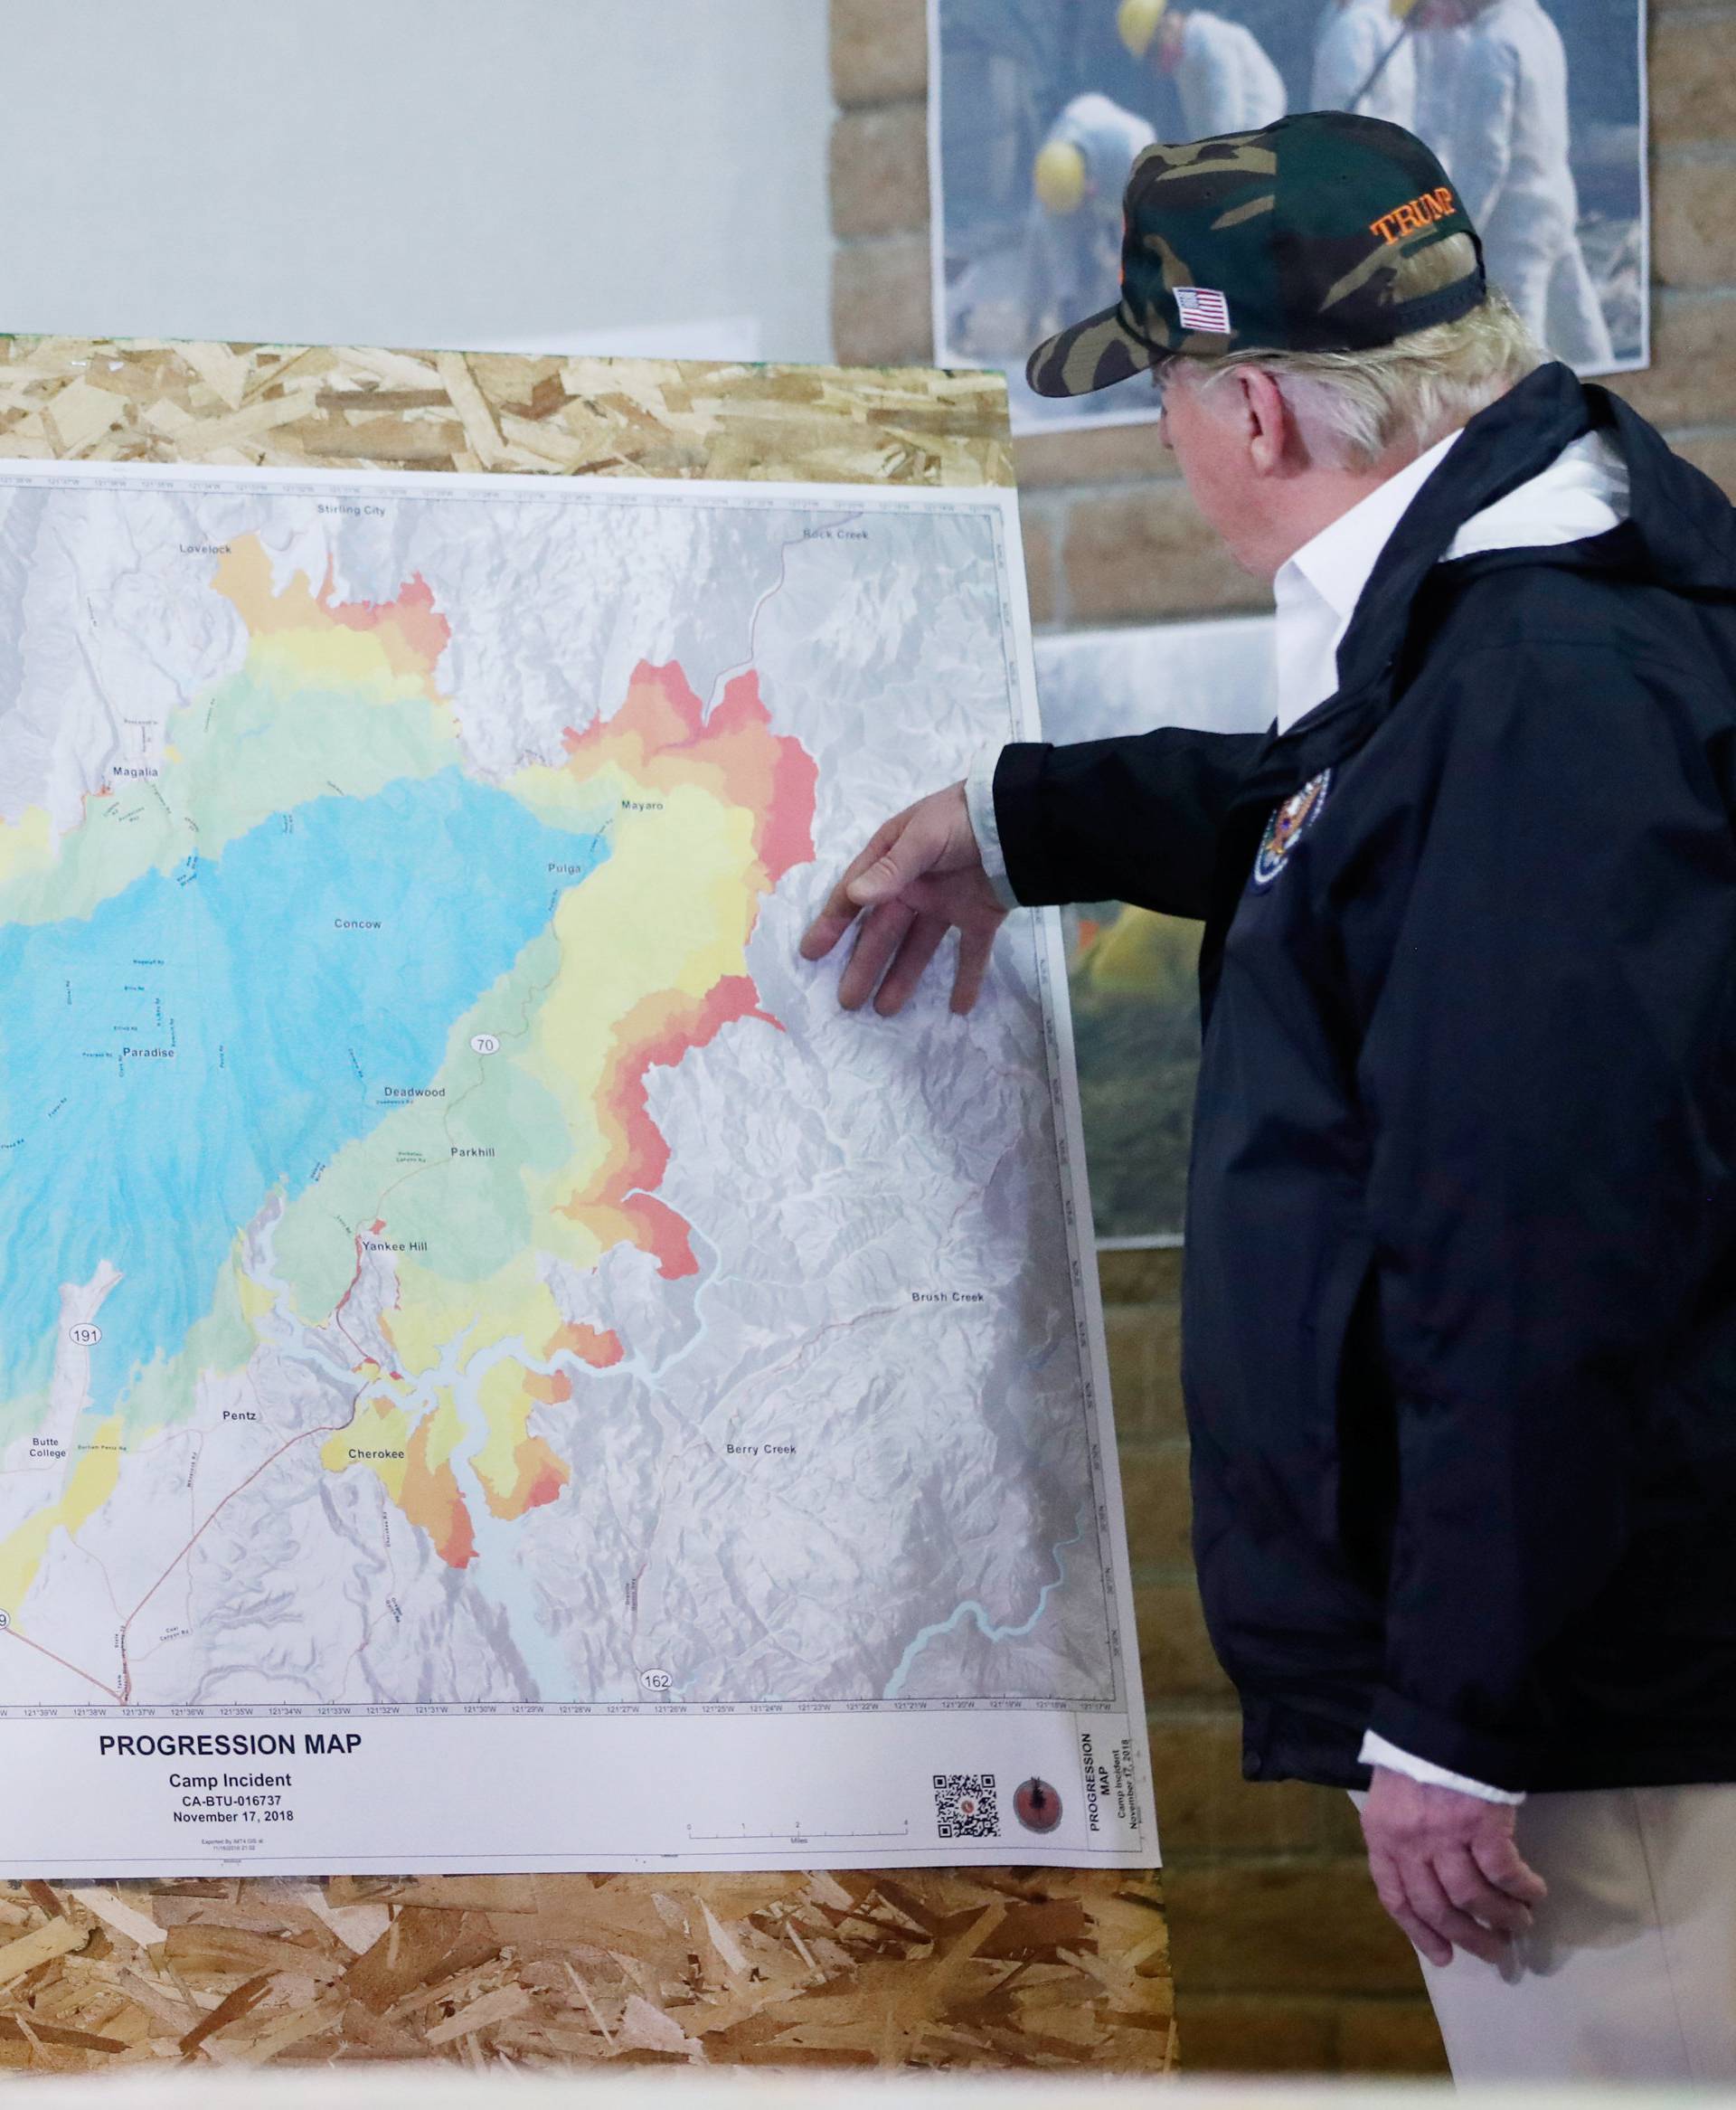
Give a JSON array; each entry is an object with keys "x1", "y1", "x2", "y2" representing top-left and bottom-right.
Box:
[
  {"x1": 1287, "y1": 432, "x2": 1461, "y2": 635},
  {"x1": 1273, "y1": 433, "x2": 1460, "y2": 734}
]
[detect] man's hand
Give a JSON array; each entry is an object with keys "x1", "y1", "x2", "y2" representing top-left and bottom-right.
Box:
[
  {"x1": 1362, "y1": 1767, "x2": 1548, "y2": 1968},
  {"x1": 799, "y1": 783, "x2": 1007, "y2": 1017}
]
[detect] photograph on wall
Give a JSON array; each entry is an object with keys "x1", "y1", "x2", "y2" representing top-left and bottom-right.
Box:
[
  {"x1": 1034, "y1": 617, "x2": 1275, "y2": 1246},
  {"x1": 929, "y1": 0, "x2": 1650, "y2": 434}
]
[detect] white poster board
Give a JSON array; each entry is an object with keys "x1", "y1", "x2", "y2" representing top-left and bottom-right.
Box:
[{"x1": 0, "y1": 460, "x2": 1156, "y2": 1875}]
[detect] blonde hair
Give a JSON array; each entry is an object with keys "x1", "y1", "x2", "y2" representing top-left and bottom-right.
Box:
[{"x1": 1169, "y1": 236, "x2": 1544, "y2": 470}]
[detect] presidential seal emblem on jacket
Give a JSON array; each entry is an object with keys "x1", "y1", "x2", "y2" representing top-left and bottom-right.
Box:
[{"x1": 1253, "y1": 769, "x2": 1333, "y2": 887}]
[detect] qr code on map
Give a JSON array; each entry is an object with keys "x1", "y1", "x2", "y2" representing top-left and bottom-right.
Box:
[{"x1": 933, "y1": 1773, "x2": 999, "y2": 1840}]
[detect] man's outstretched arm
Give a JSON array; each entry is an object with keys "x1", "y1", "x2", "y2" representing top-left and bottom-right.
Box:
[{"x1": 801, "y1": 727, "x2": 1266, "y2": 1014}]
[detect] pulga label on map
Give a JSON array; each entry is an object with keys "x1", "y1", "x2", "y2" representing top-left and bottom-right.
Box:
[{"x1": 0, "y1": 461, "x2": 1156, "y2": 1875}]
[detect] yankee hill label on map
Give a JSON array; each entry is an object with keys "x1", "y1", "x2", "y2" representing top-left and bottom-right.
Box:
[{"x1": 0, "y1": 460, "x2": 1156, "y2": 1877}]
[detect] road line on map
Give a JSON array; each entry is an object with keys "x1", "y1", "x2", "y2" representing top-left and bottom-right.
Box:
[
  {"x1": 711, "y1": 516, "x2": 864, "y2": 712},
  {"x1": 114, "y1": 1415, "x2": 352, "y2": 1703},
  {"x1": 0, "y1": 1624, "x2": 122, "y2": 1703},
  {"x1": 114, "y1": 1237, "x2": 373, "y2": 1703}
]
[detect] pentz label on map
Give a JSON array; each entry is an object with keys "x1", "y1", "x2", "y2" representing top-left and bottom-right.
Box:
[{"x1": 0, "y1": 461, "x2": 1155, "y2": 1874}]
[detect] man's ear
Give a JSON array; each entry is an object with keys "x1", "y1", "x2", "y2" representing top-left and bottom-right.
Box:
[{"x1": 1240, "y1": 368, "x2": 1298, "y2": 478}]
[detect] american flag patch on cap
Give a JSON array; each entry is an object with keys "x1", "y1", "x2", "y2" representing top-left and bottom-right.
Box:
[{"x1": 1175, "y1": 286, "x2": 1232, "y2": 334}]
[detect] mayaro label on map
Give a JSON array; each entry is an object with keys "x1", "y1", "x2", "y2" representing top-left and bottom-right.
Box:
[{"x1": 0, "y1": 461, "x2": 1156, "y2": 1873}]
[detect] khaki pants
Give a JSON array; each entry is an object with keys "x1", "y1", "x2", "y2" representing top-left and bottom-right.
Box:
[{"x1": 1357, "y1": 1786, "x2": 1736, "y2": 2083}]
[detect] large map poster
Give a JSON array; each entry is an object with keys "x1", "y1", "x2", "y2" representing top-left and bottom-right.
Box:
[{"x1": 0, "y1": 463, "x2": 1154, "y2": 1875}]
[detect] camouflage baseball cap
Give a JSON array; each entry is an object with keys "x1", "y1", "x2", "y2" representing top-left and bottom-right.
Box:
[{"x1": 1027, "y1": 111, "x2": 1486, "y2": 398}]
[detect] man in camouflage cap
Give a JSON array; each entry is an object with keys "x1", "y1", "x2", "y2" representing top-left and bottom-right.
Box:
[
  {"x1": 806, "y1": 109, "x2": 1736, "y2": 2081},
  {"x1": 1026, "y1": 112, "x2": 1486, "y2": 396}
]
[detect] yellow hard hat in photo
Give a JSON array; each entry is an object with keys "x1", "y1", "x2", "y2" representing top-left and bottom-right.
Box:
[
  {"x1": 1034, "y1": 140, "x2": 1090, "y2": 214},
  {"x1": 1118, "y1": 0, "x2": 1169, "y2": 61},
  {"x1": 1389, "y1": 0, "x2": 1422, "y2": 15}
]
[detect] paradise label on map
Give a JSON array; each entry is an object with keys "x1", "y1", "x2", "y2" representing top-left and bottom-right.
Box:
[{"x1": 0, "y1": 462, "x2": 1155, "y2": 1875}]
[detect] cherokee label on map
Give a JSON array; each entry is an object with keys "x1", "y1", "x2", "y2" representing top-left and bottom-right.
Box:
[{"x1": 0, "y1": 461, "x2": 1155, "y2": 1874}]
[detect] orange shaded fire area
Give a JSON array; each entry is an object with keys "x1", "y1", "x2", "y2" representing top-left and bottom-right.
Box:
[
  {"x1": 524, "y1": 1369, "x2": 572, "y2": 1405},
  {"x1": 495, "y1": 1440, "x2": 570, "y2": 1520},
  {"x1": 556, "y1": 975, "x2": 771, "y2": 1279},
  {"x1": 545, "y1": 1322, "x2": 626, "y2": 1370},
  {"x1": 550, "y1": 658, "x2": 817, "y2": 1282},
  {"x1": 561, "y1": 660, "x2": 817, "y2": 885},
  {"x1": 316, "y1": 559, "x2": 452, "y2": 668},
  {"x1": 403, "y1": 1419, "x2": 476, "y2": 1570}
]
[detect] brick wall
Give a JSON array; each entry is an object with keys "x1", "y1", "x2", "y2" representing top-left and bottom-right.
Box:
[
  {"x1": 830, "y1": 0, "x2": 1736, "y2": 2078},
  {"x1": 1100, "y1": 1249, "x2": 1445, "y2": 2075}
]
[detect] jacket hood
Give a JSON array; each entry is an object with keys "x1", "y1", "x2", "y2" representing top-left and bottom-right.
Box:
[
  {"x1": 1197, "y1": 360, "x2": 1736, "y2": 998},
  {"x1": 1595, "y1": 376, "x2": 1736, "y2": 599},
  {"x1": 1273, "y1": 363, "x2": 1736, "y2": 774}
]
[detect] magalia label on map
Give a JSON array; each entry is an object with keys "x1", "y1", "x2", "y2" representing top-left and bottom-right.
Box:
[{"x1": 0, "y1": 462, "x2": 1155, "y2": 1874}]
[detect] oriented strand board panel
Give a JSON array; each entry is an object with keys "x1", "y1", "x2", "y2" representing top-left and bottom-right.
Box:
[
  {"x1": 0, "y1": 337, "x2": 1014, "y2": 487},
  {"x1": 0, "y1": 335, "x2": 1169, "y2": 2075},
  {"x1": 0, "y1": 1869, "x2": 1171, "y2": 2071}
]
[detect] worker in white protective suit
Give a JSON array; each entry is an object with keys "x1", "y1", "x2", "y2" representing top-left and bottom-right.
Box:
[
  {"x1": 1025, "y1": 94, "x2": 1158, "y2": 341},
  {"x1": 1418, "y1": 0, "x2": 1613, "y2": 367},
  {"x1": 1118, "y1": 0, "x2": 1288, "y2": 139},
  {"x1": 1411, "y1": 7, "x2": 1467, "y2": 147},
  {"x1": 1312, "y1": 0, "x2": 1417, "y2": 130}
]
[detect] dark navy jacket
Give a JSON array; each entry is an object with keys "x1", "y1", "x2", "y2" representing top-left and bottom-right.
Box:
[{"x1": 996, "y1": 364, "x2": 1736, "y2": 1793}]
